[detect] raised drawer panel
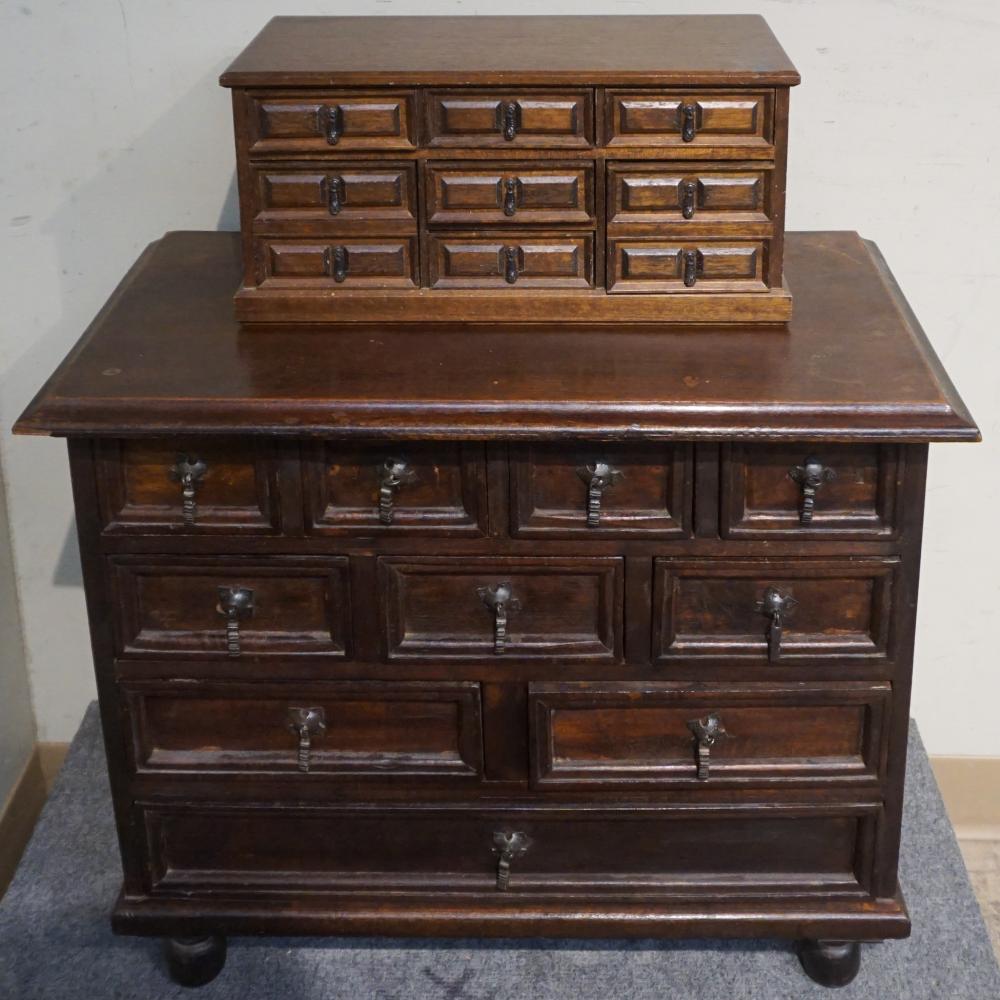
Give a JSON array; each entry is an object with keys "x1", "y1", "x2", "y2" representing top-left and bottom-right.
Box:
[
  {"x1": 251, "y1": 163, "x2": 417, "y2": 233},
  {"x1": 249, "y1": 92, "x2": 417, "y2": 153},
  {"x1": 111, "y1": 556, "x2": 351, "y2": 659},
  {"x1": 303, "y1": 441, "x2": 487, "y2": 535},
  {"x1": 722, "y1": 444, "x2": 904, "y2": 538},
  {"x1": 142, "y1": 802, "x2": 873, "y2": 897},
  {"x1": 256, "y1": 238, "x2": 418, "y2": 288},
  {"x1": 510, "y1": 442, "x2": 692, "y2": 538},
  {"x1": 426, "y1": 91, "x2": 593, "y2": 148},
  {"x1": 608, "y1": 240, "x2": 766, "y2": 293},
  {"x1": 428, "y1": 234, "x2": 593, "y2": 289},
  {"x1": 379, "y1": 556, "x2": 623, "y2": 662},
  {"x1": 124, "y1": 680, "x2": 483, "y2": 781},
  {"x1": 605, "y1": 90, "x2": 773, "y2": 148},
  {"x1": 96, "y1": 438, "x2": 278, "y2": 535},
  {"x1": 530, "y1": 682, "x2": 890, "y2": 788},
  {"x1": 652, "y1": 558, "x2": 897, "y2": 664},
  {"x1": 425, "y1": 163, "x2": 595, "y2": 226}
]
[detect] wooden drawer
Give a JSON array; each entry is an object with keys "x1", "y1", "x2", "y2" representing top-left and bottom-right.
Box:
[
  {"x1": 721, "y1": 444, "x2": 904, "y2": 539},
  {"x1": 425, "y1": 163, "x2": 595, "y2": 227},
  {"x1": 425, "y1": 90, "x2": 593, "y2": 148},
  {"x1": 251, "y1": 162, "x2": 417, "y2": 234},
  {"x1": 95, "y1": 438, "x2": 278, "y2": 535},
  {"x1": 607, "y1": 162, "x2": 771, "y2": 230},
  {"x1": 141, "y1": 801, "x2": 875, "y2": 898},
  {"x1": 111, "y1": 556, "x2": 351, "y2": 659},
  {"x1": 124, "y1": 680, "x2": 483, "y2": 782},
  {"x1": 379, "y1": 556, "x2": 623, "y2": 662},
  {"x1": 303, "y1": 441, "x2": 487, "y2": 536},
  {"x1": 652, "y1": 558, "x2": 897, "y2": 665},
  {"x1": 255, "y1": 238, "x2": 418, "y2": 289},
  {"x1": 607, "y1": 239, "x2": 767, "y2": 293},
  {"x1": 428, "y1": 234, "x2": 593, "y2": 289},
  {"x1": 605, "y1": 90, "x2": 773, "y2": 149},
  {"x1": 248, "y1": 92, "x2": 416, "y2": 153},
  {"x1": 510, "y1": 442, "x2": 692, "y2": 538},
  {"x1": 530, "y1": 682, "x2": 890, "y2": 789}
]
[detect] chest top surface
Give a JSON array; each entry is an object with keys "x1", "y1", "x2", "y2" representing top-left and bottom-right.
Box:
[
  {"x1": 219, "y1": 15, "x2": 801, "y2": 88},
  {"x1": 14, "y1": 231, "x2": 976, "y2": 443}
]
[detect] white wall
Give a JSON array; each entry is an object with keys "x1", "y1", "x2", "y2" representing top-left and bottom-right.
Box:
[{"x1": 2, "y1": 1, "x2": 997, "y2": 753}]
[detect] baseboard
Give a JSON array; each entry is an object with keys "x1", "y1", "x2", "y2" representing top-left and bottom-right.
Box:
[
  {"x1": 0, "y1": 748, "x2": 48, "y2": 899},
  {"x1": 930, "y1": 756, "x2": 1000, "y2": 840},
  {"x1": 37, "y1": 741, "x2": 70, "y2": 793}
]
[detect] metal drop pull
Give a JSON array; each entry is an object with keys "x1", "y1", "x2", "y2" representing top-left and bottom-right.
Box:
[
  {"x1": 789, "y1": 456, "x2": 836, "y2": 524},
  {"x1": 492, "y1": 830, "x2": 531, "y2": 891},
  {"x1": 478, "y1": 582, "x2": 521, "y2": 655},
  {"x1": 328, "y1": 175, "x2": 344, "y2": 215},
  {"x1": 322, "y1": 103, "x2": 343, "y2": 145},
  {"x1": 216, "y1": 586, "x2": 254, "y2": 657},
  {"x1": 686, "y1": 713, "x2": 728, "y2": 781},
  {"x1": 503, "y1": 245, "x2": 520, "y2": 284},
  {"x1": 503, "y1": 177, "x2": 519, "y2": 217},
  {"x1": 287, "y1": 707, "x2": 326, "y2": 773},
  {"x1": 576, "y1": 462, "x2": 623, "y2": 527},
  {"x1": 682, "y1": 249, "x2": 699, "y2": 287},
  {"x1": 680, "y1": 102, "x2": 697, "y2": 142},
  {"x1": 681, "y1": 180, "x2": 698, "y2": 219},
  {"x1": 756, "y1": 586, "x2": 798, "y2": 663},
  {"x1": 377, "y1": 458, "x2": 418, "y2": 525},
  {"x1": 169, "y1": 454, "x2": 207, "y2": 526},
  {"x1": 327, "y1": 245, "x2": 349, "y2": 283},
  {"x1": 501, "y1": 100, "x2": 521, "y2": 141}
]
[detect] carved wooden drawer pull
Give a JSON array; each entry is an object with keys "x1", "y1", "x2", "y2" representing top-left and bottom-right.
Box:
[
  {"x1": 216, "y1": 586, "x2": 254, "y2": 657},
  {"x1": 686, "y1": 713, "x2": 728, "y2": 780},
  {"x1": 169, "y1": 454, "x2": 207, "y2": 526},
  {"x1": 576, "y1": 462, "x2": 623, "y2": 527},
  {"x1": 789, "y1": 456, "x2": 836, "y2": 524},
  {"x1": 321, "y1": 103, "x2": 343, "y2": 145},
  {"x1": 287, "y1": 707, "x2": 326, "y2": 773},
  {"x1": 478, "y1": 582, "x2": 521, "y2": 655},
  {"x1": 501, "y1": 100, "x2": 521, "y2": 141},
  {"x1": 756, "y1": 586, "x2": 797, "y2": 663},
  {"x1": 377, "y1": 458, "x2": 418, "y2": 525},
  {"x1": 492, "y1": 830, "x2": 531, "y2": 890},
  {"x1": 680, "y1": 102, "x2": 697, "y2": 142},
  {"x1": 327, "y1": 175, "x2": 344, "y2": 215}
]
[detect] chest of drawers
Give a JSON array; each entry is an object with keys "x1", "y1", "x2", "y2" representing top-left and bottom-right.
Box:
[
  {"x1": 15, "y1": 230, "x2": 977, "y2": 989},
  {"x1": 223, "y1": 15, "x2": 798, "y2": 324}
]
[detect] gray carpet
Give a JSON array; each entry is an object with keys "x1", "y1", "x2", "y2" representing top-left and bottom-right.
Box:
[{"x1": 1, "y1": 703, "x2": 997, "y2": 1000}]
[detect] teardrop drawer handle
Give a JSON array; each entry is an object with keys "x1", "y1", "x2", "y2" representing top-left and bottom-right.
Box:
[
  {"x1": 216, "y1": 586, "x2": 254, "y2": 657},
  {"x1": 492, "y1": 830, "x2": 531, "y2": 891},
  {"x1": 377, "y1": 458, "x2": 418, "y2": 525},
  {"x1": 503, "y1": 177, "x2": 519, "y2": 217},
  {"x1": 326, "y1": 245, "x2": 349, "y2": 283},
  {"x1": 682, "y1": 248, "x2": 699, "y2": 287},
  {"x1": 501, "y1": 100, "x2": 521, "y2": 141},
  {"x1": 287, "y1": 707, "x2": 326, "y2": 773},
  {"x1": 322, "y1": 104, "x2": 343, "y2": 145},
  {"x1": 503, "y1": 245, "x2": 520, "y2": 284},
  {"x1": 477, "y1": 582, "x2": 521, "y2": 655},
  {"x1": 755, "y1": 586, "x2": 798, "y2": 663},
  {"x1": 576, "y1": 462, "x2": 623, "y2": 527},
  {"x1": 169, "y1": 454, "x2": 207, "y2": 526},
  {"x1": 686, "y1": 713, "x2": 728, "y2": 781},
  {"x1": 789, "y1": 456, "x2": 836, "y2": 524},
  {"x1": 681, "y1": 180, "x2": 698, "y2": 219},
  {"x1": 328, "y1": 175, "x2": 344, "y2": 216},
  {"x1": 680, "y1": 102, "x2": 697, "y2": 142}
]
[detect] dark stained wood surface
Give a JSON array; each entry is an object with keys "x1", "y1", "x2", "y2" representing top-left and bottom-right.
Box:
[
  {"x1": 14, "y1": 231, "x2": 977, "y2": 442},
  {"x1": 219, "y1": 16, "x2": 801, "y2": 88}
]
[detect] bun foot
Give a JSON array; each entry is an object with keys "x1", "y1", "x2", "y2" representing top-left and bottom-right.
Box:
[
  {"x1": 797, "y1": 939, "x2": 861, "y2": 987},
  {"x1": 164, "y1": 934, "x2": 227, "y2": 987}
]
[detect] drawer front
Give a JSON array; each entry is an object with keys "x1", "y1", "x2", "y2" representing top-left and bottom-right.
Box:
[
  {"x1": 426, "y1": 91, "x2": 593, "y2": 148},
  {"x1": 428, "y1": 234, "x2": 593, "y2": 289},
  {"x1": 124, "y1": 680, "x2": 483, "y2": 782},
  {"x1": 112, "y1": 556, "x2": 351, "y2": 659},
  {"x1": 510, "y1": 442, "x2": 693, "y2": 538},
  {"x1": 653, "y1": 558, "x2": 897, "y2": 664},
  {"x1": 252, "y1": 163, "x2": 417, "y2": 233},
  {"x1": 605, "y1": 90, "x2": 773, "y2": 148},
  {"x1": 425, "y1": 163, "x2": 595, "y2": 226},
  {"x1": 96, "y1": 438, "x2": 278, "y2": 535},
  {"x1": 608, "y1": 239, "x2": 766, "y2": 293},
  {"x1": 607, "y1": 163, "x2": 771, "y2": 228},
  {"x1": 249, "y1": 92, "x2": 417, "y2": 153},
  {"x1": 256, "y1": 238, "x2": 418, "y2": 288},
  {"x1": 303, "y1": 441, "x2": 487, "y2": 536},
  {"x1": 530, "y1": 682, "x2": 890, "y2": 789},
  {"x1": 379, "y1": 557, "x2": 623, "y2": 662},
  {"x1": 143, "y1": 802, "x2": 874, "y2": 897},
  {"x1": 722, "y1": 444, "x2": 904, "y2": 539}
]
